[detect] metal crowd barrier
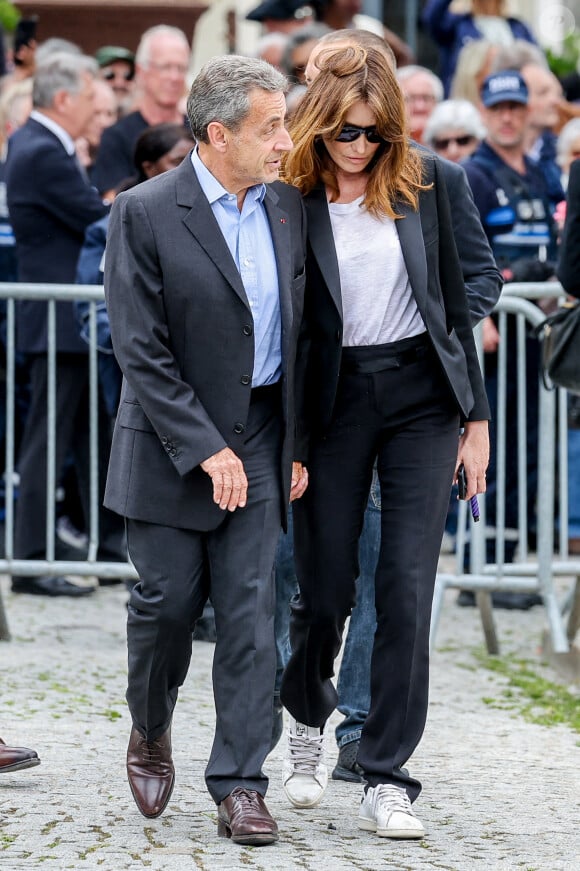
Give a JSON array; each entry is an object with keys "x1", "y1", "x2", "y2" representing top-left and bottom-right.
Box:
[
  {"x1": 0, "y1": 283, "x2": 137, "y2": 640},
  {"x1": 1, "y1": 283, "x2": 579, "y2": 654},
  {"x1": 431, "y1": 282, "x2": 580, "y2": 655}
]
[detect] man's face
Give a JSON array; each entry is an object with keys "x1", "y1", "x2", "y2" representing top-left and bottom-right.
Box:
[
  {"x1": 224, "y1": 89, "x2": 293, "y2": 191},
  {"x1": 522, "y1": 65, "x2": 562, "y2": 132},
  {"x1": 64, "y1": 72, "x2": 97, "y2": 139},
  {"x1": 138, "y1": 34, "x2": 189, "y2": 110},
  {"x1": 84, "y1": 80, "x2": 117, "y2": 147},
  {"x1": 482, "y1": 100, "x2": 529, "y2": 150},
  {"x1": 400, "y1": 72, "x2": 438, "y2": 137},
  {"x1": 100, "y1": 60, "x2": 134, "y2": 101}
]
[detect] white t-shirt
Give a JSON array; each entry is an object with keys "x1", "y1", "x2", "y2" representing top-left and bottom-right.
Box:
[
  {"x1": 328, "y1": 195, "x2": 425, "y2": 347},
  {"x1": 474, "y1": 16, "x2": 515, "y2": 46}
]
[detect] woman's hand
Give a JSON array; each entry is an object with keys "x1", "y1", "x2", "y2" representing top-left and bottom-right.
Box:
[
  {"x1": 455, "y1": 420, "x2": 489, "y2": 499},
  {"x1": 290, "y1": 461, "x2": 308, "y2": 502}
]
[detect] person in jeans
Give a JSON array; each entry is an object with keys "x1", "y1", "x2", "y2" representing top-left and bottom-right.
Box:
[{"x1": 274, "y1": 470, "x2": 379, "y2": 781}]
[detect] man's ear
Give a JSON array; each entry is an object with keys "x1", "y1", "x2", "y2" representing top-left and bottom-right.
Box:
[
  {"x1": 206, "y1": 121, "x2": 229, "y2": 152},
  {"x1": 52, "y1": 89, "x2": 70, "y2": 114}
]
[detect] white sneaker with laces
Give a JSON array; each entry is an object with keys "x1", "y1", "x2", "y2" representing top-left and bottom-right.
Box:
[
  {"x1": 358, "y1": 784, "x2": 425, "y2": 839},
  {"x1": 282, "y1": 716, "x2": 328, "y2": 808}
]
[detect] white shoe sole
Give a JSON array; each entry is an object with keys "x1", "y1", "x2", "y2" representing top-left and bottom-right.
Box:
[
  {"x1": 283, "y1": 785, "x2": 326, "y2": 809},
  {"x1": 358, "y1": 818, "x2": 425, "y2": 839}
]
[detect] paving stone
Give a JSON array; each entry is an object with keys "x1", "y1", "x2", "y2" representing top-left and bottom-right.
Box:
[{"x1": 0, "y1": 574, "x2": 578, "y2": 870}]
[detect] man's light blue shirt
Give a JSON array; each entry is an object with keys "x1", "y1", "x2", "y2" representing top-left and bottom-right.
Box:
[{"x1": 191, "y1": 148, "x2": 281, "y2": 387}]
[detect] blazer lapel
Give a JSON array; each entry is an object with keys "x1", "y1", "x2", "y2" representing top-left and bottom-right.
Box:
[
  {"x1": 264, "y1": 186, "x2": 293, "y2": 357},
  {"x1": 176, "y1": 160, "x2": 250, "y2": 310},
  {"x1": 305, "y1": 185, "x2": 342, "y2": 319},
  {"x1": 394, "y1": 199, "x2": 428, "y2": 316}
]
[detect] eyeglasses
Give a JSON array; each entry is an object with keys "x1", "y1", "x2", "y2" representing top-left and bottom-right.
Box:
[
  {"x1": 102, "y1": 69, "x2": 134, "y2": 82},
  {"x1": 433, "y1": 134, "x2": 476, "y2": 150},
  {"x1": 147, "y1": 62, "x2": 189, "y2": 76},
  {"x1": 335, "y1": 125, "x2": 384, "y2": 143}
]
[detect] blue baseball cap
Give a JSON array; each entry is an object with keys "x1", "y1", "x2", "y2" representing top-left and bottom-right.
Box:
[{"x1": 481, "y1": 71, "x2": 528, "y2": 108}]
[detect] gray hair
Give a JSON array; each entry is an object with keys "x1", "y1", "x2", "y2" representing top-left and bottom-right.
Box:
[
  {"x1": 33, "y1": 52, "x2": 99, "y2": 109},
  {"x1": 557, "y1": 118, "x2": 580, "y2": 167},
  {"x1": 396, "y1": 64, "x2": 444, "y2": 102},
  {"x1": 424, "y1": 99, "x2": 486, "y2": 147},
  {"x1": 187, "y1": 55, "x2": 288, "y2": 143},
  {"x1": 490, "y1": 39, "x2": 548, "y2": 74},
  {"x1": 135, "y1": 25, "x2": 190, "y2": 68},
  {"x1": 35, "y1": 38, "x2": 82, "y2": 66}
]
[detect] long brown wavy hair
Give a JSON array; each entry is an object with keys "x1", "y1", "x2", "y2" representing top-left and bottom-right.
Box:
[{"x1": 282, "y1": 45, "x2": 428, "y2": 218}]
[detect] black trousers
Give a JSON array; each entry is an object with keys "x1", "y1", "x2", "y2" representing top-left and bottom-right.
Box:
[
  {"x1": 280, "y1": 336, "x2": 460, "y2": 802},
  {"x1": 125, "y1": 389, "x2": 283, "y2": 804},
  {"x1": 14, "y1": 354, "x2": 124, "y2": 560}
]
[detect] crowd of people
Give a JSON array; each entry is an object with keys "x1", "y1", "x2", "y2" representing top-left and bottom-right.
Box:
[{"x1": 1, "y1": 0, "x2": 580, "y2": 851}]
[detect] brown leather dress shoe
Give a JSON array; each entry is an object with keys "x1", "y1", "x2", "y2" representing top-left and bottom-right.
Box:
[
  {"x1": 126, "y1": 726, "x2": 175, "y2": 818},
  {"x1": 217, "y1": 787, "x2": 278, "y2": 845},
  {"x1": 0, "y1": 738, "x2": 40, "y2": 772}
]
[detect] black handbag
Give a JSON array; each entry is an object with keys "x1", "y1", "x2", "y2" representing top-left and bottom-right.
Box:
[{"x1": 535, "y1": 302, "x2": 580, "y2": 394}]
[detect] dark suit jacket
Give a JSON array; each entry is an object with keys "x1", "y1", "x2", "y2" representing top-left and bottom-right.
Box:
[
  {"x1": 104, "y1": 156, "x2": 307, "y2": 531},
  {"x1": 557, "y1": 158, "x2": 580, "y2": 299},
  {"x1": 298, "y1": 152, "x2": 493, "y2": 440},
  {"x1": 436, "y1": 155, "x2": 502, "y2": 324},
  {"x1": 5, "y1": 117, "x2": 108, "y2": 353}
]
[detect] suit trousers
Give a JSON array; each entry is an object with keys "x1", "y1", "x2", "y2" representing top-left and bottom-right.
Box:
[
  {"x1": 125, "y1": 388, "x2": 283, "y2": 804},
  {"x1": 280, "y1": 337, "x2": 460, "y2": 802},
  {"x1": 14, "y1": 353, "x2": 123, "y2": 560}
]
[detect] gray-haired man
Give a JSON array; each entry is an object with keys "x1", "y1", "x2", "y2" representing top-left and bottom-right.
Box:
[{"x1": 104, "y1": 55, "x2": 308, "y2": 845}]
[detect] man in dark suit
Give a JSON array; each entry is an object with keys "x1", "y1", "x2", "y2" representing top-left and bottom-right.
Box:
[
  {"x1": 104, "y1": 55, "x2": 308, "y2": 846},
  {"x1": 5, "y1": 50, "x2": 123, "y2": 597}
]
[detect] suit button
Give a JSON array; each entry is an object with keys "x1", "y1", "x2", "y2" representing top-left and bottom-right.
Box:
[
  {"x1": 243, "y1": 324, "x2": 253, "y2": 336},
  {"x1": 169, "y1": 448, "x2": 176, "y2": 457},
  {"x1": 240, "y1": 375, "x2": 251, "y2": 385},
  {"x1": 336, "y1": 330, "x2": 341, "y2": 341},
  {"x1": 233, "y1": 423, "x2": 245, "y2": 434},
  {"x1": 161, "y1": 436, "x2": 168, "y2": 444}
]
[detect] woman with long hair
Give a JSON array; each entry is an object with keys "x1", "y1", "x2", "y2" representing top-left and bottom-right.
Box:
[{"x1": 279, "y1": 45, "x2": 494, "y2": 839}]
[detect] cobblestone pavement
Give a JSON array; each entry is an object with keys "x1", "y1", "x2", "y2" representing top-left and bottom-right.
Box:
[{"x1": 0, "y1": 572, "x2": 578, "y2": 871}]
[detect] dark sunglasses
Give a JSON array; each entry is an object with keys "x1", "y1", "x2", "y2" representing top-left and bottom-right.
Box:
[
  {"x1": 103, "y1": 69, "x2": 134, "y2": 82},
  {"x1": 433, "y1": 134, "x2": 475, "y2": 150},
  {"x1": 335, "y1": 124, "x2": 384, "y2": 144}
]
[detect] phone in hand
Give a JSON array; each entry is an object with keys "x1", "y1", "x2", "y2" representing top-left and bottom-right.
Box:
[{"x1": 457, "y1": 463, "x2": 467, "y2": 500}]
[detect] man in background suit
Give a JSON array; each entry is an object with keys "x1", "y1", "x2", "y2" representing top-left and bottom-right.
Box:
[
  {"x1": 6, "y1": 51, "x2": 122, "y2": 596},
  {"x1": 104, "y1": 55, "x2": 308, "y2": 846}
]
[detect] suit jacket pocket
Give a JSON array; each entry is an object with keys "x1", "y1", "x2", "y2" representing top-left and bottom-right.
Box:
[{"x1": 117, "y1": 401, "x2": 156, "y2": 433}]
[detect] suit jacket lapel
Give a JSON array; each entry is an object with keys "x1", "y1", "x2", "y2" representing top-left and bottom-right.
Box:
[
  {"x1": 264, "y1": 186, "x2": 293, "y2": 359},
  {"x1": 305, "y1": 185, "x2": 342, "y2": 319},
  {"x1": 176, "y1": 159, "x2": 250, "y2": 310},
  {"x1": 394, "y1": 199, "x2": 428, "y2": 316}
]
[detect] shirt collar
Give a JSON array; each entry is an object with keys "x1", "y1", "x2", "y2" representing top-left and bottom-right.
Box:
[
  {"x1": 191, "y1": 147, "x2": 266, "y2": 206},
  {"x1": 30, "y1": 110, "x2": 76, "y2": 156}
]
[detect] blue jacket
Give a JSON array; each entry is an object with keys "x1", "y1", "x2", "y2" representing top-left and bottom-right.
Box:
[
  {"x1": 422, "y1": 0, "x2": 537, "y2": 95},
  {"x1": 462, "y1": 141, "x2": 558, "y2": 267}
]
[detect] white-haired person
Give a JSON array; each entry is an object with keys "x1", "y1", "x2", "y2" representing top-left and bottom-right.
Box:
[
  {"x1": 396, "y1": 64, "x2": 443, "y2": 144},
  {"x1": 424, "y1": 98, "x2": 485, "y2": 163}
]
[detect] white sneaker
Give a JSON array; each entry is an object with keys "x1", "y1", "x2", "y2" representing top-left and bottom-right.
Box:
[
  {"x1": 358, "y1": 784, "x2": 425, "y2": 839},
  {"x1": 282, "y1": 717, "x2": 328, "y2": 808}
]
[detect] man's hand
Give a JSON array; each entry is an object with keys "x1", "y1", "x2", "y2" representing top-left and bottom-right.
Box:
[
  {"x1": 201, "y1": 447, "x2": 248, "y2": 511},
  {"x1": 290, "y1": 461, "x2": 308, "y2": 502}
]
